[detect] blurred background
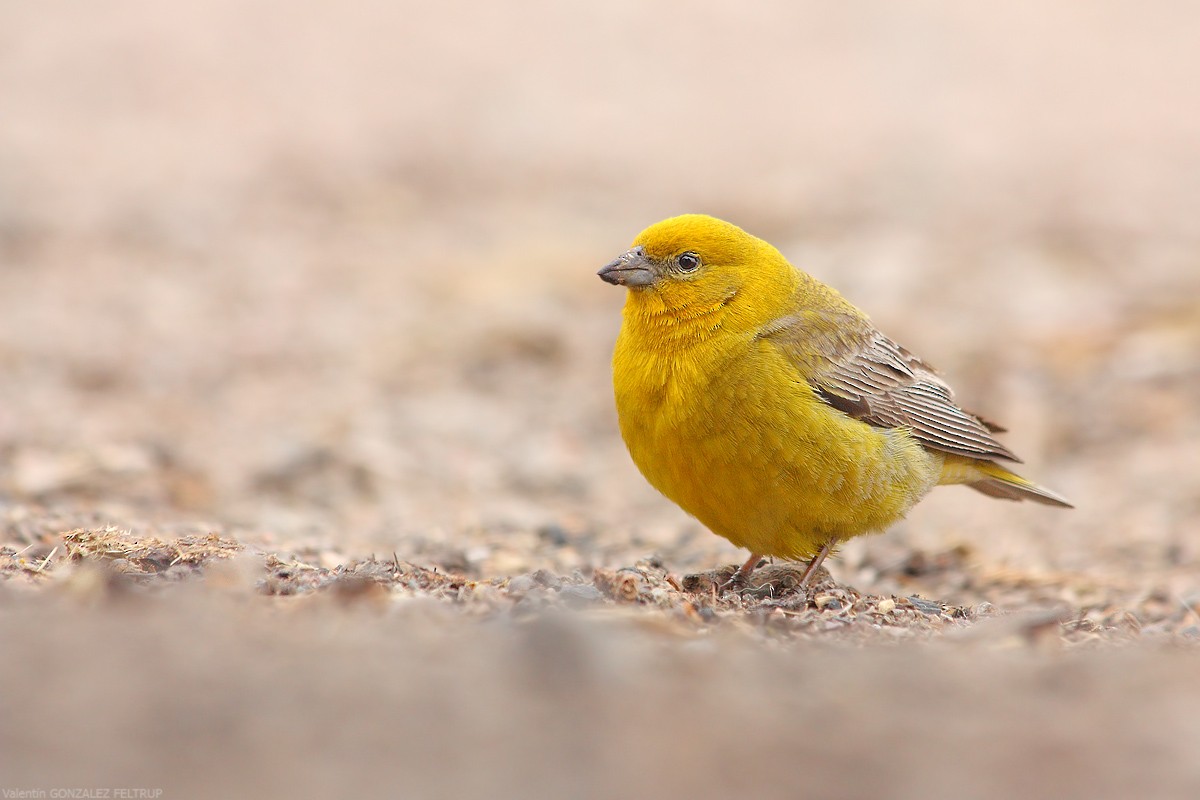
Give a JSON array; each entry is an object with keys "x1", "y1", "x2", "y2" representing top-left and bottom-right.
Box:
[{"x1": 2, "y1": 0, "x2": 1199, "y2": 589}]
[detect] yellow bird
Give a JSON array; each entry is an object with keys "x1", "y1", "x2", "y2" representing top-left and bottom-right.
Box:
[{"x1": 599, "y1": 214, "x2": 1071, "y2": 587}]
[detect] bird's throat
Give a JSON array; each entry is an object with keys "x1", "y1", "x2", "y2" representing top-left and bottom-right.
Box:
[{"x1": 623, "y1": 292, "x2": 732, "y2": 352}]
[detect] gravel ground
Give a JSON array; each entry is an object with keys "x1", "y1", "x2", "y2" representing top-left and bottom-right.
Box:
[{"x1": 2, "y1": 2, "x2": 1200, "y2": 798}]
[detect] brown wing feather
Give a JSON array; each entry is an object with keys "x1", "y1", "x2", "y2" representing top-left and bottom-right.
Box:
[{"x1": 759, "y1": 313, "x2": 1020, "y2": 463}]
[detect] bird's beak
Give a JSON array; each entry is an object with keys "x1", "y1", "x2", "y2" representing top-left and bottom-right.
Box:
[{"x1": 598, "y1": 246, "x2": 656, "y2": 287}]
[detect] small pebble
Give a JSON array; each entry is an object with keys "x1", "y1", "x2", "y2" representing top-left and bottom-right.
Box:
[
  {"x1": 559, "y1": 584, "x2": 604, "y2": 607},
  {"x1": 537, "y1": 524, "x2": 569, "y2": 547},
  {"x1": 531, "y1": 569, "x2": 561, "y2": 589},
  {"x1": 814, "y1": 594, "x2": 841, "y2": 610},
  {"x1": 506, "y1": 575, "x2": 535, "y2": 597},
  {"x1": 907, "y1": 596, "x2": 943, "y2": 616}
]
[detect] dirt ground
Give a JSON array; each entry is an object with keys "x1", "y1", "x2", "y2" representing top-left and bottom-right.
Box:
[{"x1": 2, "y1": 2, "x2": 1200, "y2": 798}]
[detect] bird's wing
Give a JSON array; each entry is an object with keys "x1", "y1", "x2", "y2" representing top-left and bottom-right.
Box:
[{"x1": 758, "y1": 311, "x2": 1020, "y2": 462}]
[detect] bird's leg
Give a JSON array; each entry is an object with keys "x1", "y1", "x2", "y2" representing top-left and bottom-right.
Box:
[
  {"x1": 718, "y1": 552, "x2": 764, "y2": 592},
  {"x1": 797, "y1": 541, "x2": 834, "y2": 587},
  {"x1": 737, "y1": 552, "x2": 764, "y2": 580}
]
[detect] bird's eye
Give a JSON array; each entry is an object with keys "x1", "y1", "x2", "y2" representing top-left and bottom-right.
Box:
[{"x1": 677, "y1": 252, "x2": 701, "y2": 273}]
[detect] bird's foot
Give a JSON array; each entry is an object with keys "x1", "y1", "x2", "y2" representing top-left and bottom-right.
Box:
[
  {"x1": 723, "y1": 557, "x2": 791, "y2": 599},
  {"x1": 718, "y1": 554, "x2": 767, "y2": 594},
  {"x1": 680, "y1": 555, "x2": 766, "y2": 596},
  {"x1": 717, "y1": 570, "x2": 747, "y2": 593}
]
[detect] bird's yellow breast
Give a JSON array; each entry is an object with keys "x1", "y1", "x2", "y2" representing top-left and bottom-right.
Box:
[{"x1": 613, "y1": 324, "x2": 942, "y2": 560}]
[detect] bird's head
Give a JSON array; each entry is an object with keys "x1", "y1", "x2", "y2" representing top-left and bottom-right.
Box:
[{"x1": 598, "y1": 214, "x2": 797, "y2": 329}]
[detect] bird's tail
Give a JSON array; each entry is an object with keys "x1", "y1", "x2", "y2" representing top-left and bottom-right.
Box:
[{"x1": 967, "y1": 461, "x2": 1074, "y2": 508}]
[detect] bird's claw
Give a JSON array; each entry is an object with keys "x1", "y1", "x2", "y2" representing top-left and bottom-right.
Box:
[
  {"x1": 718, "y1": 564, "x2": 776, "y2": 599},
  {"x1": 717, "y1": 569, "x2": 748, "y2": 594}
]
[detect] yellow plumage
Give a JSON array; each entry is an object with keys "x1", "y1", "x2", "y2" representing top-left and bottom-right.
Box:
[{"x1": 599, "y1": 214, "x2": 1070, "y2": 584}]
